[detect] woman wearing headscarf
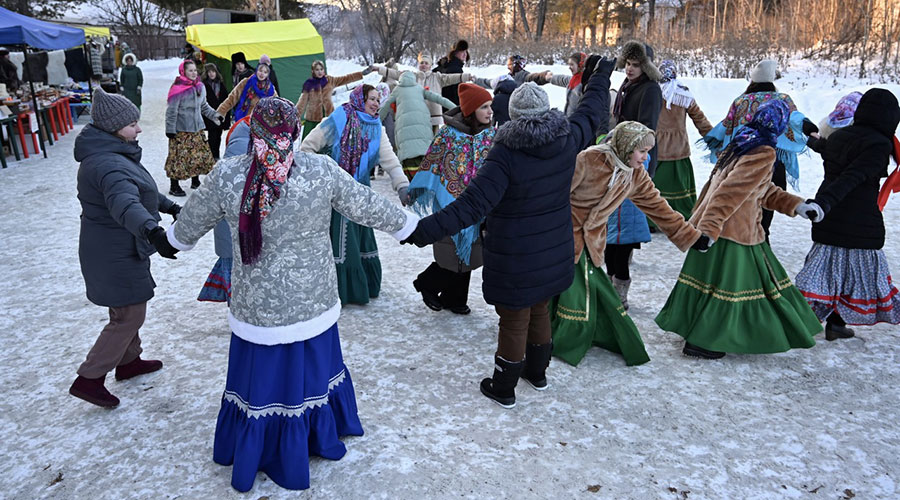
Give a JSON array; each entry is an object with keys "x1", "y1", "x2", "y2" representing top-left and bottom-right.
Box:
[
  {"x1": 552, "y1": 121, "x2": 702, "y2": 367},
  {"x1": 165, "y1": 59, "x2": 224, "y2": 197},
  {"x1": 216, "y1": 56, "x2": 277, "y2": 123},
  {"x1": 656, "y1": 100, "x2": 823, "y2": 359},
  {"x1": 295, "y1": 60, "x2": 372, "y2": 140},
  {"x1": 549, "y1": 52, "x2": 588, "y2": 116},
  {"x1": 652, "y1": 60, "x2": 713, "y2": 222},
  {"x1": 407, "y1": 83, "x2": 496, "y2": 315},
  {"x1": 167, "y1": 97, "x2": 417, "y2": 492},
  {"x1": 201, "y1": 63, "x2": 230, "y2": 161},
  {"x1": 301, "y1": 84, "x2": 410, "y2": 305}
]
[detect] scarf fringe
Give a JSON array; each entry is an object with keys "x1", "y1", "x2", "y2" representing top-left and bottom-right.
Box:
[
  {"x1": 239, "y1": 220, "x2": 263, "y2": 265},
  {"x1": 410, "y1": 186, "x2": 478, "y2": 265}
]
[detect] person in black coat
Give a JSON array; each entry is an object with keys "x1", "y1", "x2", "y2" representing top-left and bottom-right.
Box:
[
  {"x1": 795, "y1": 88, "x2": 900, "y2": 339},
  {"x1": 0, "y1": 48, "x2": 20, "y2": 91},
  {"x1": 201, "y1": 63, "x2": 230, "y2": 160},
  {"x1": 403, "y1": 55, "x2": 616, "y2": 409},
  {"x1": 613, "y1": 40, "x2": 662, "y2": 175},
  {"x1": 70, "y1": 89, "x2": 181, "y2": 408},
  {"x1": 435, "y1": 39, "x2": 469, "y2": 105},
  {"x1": 491, "y1": 76, "x2": 518, "y2": 126},
  {"x1": 230, "y1": 51, "x2": 254, "y2": 89}
]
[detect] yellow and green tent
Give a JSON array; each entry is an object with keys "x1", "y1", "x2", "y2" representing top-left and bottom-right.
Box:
[{"x1": 186, "y1": 18, "x2": 325, "y2": 103}]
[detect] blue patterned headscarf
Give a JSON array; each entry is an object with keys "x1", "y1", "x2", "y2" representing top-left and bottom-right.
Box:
[{"x1": 715, "y1": 99, "x2": 790, "y2": 171}]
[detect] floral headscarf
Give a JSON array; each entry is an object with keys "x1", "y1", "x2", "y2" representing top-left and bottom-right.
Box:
[
  {"x1": 658, "y1": 60, "x2": 695, "y2": 110},
  {"x1": 568, "y1": 52, "x2": 587, "y2": 91},
  {"x1": 167, "y1": 60, "x2": 203, "y2": 103},
  {"x1": 716, "y1": 99, "x2": 790, "y2": 171},
  {"x1": 509, "y1": 54, "x2": 527, "y2": 75},
  {"x1": 337, "y1": 85, "x2": 377, "y2": 177},
  {"x1": 826, "y1": 91, "x2": 863, "y2": 130},
  {"x1": 238, "y1": 97, "x2": 300, "y2": 265}
]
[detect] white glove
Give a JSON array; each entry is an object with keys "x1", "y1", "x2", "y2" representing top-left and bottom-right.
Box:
[
  {"x1": 215, "y1": 113, "x2": 225, "y2": 125},
  {"x1": 796, "y1": 200, "x2": 824, "y2": 223}
]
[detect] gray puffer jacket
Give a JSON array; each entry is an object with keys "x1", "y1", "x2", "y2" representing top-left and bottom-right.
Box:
[
  {"x1": 550, "y1": 74, "x2": 583, "y2": 116},
  {"x1": 75, "y1": 125, "x2": 176, "y2": 307},
  {"x1": 171, "y1": 151, "x2": 414, "y2": 344},
  {"x1": 165, "y1": 85, "x2": 218, "y2": 134}
]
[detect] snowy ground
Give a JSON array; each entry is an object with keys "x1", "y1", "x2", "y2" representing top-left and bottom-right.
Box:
[{"x1": 1, "y1": 58, "x2": 899, "y2": 499}]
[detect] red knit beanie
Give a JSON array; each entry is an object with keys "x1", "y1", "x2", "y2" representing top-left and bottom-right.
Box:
[{"x1": 458, "y1": 83, "x2": 493, "y2": 117}]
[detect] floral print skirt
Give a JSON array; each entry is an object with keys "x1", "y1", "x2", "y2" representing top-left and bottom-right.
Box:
[{"x1": 165, "y1": 131, "x2": 216, "y2": 180}]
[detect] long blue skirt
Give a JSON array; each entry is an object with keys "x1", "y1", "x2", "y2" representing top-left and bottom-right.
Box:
[{"x1": 213, "y1": 324, "x2": 364, "y2": 492}]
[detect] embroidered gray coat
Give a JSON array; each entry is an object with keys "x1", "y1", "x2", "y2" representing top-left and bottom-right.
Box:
[{"x1": 171, "y1": 152, "x2": 415, "y2": 344}]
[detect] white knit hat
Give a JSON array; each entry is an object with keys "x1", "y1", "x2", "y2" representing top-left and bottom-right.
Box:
[{"x1": 750, "y1": 59, "x2": 777, "y2": 83}]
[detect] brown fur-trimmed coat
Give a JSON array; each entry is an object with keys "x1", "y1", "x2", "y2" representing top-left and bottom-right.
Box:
[
  {"x1": 691, "y1": 146, "x2": 802, "y2": 245},
  {"x1": 571, "y1": 145, "x2": 701, "y2": 267},
  {"x1": 295, "y1": 72, "x2": 364, "y2": 123}
]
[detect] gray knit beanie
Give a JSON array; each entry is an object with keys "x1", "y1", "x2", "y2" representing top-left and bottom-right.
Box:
[
  {"x1": 91, "y1": 87, "x2": 140, "y2": 133},
  {"x1": 509, "y1": 82, "x2": 550, "y2": 121}
]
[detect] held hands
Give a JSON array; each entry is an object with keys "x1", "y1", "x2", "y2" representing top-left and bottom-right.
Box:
[
  {"x1": 795, "y1": 199, "x2": 825, "y2": 223},
  {"x1": 397, "y1": 186, "x2": 410, "y2": 206},
  {"x1": 167, "y1": 204, "x2": 182, "y2": 222},
  {"x1": 691, "y1": 234, "x2": 715, "y2": 253},
  {"x1": 148, "y1": 226, "x2": 179, "y2": 259},
  {"x1": 400, "y1": 226, "x2": 429, "y2": 247},
  {"x1": 801, "y1": 118, "x2": 819, "y2": 137},
  {"x1": 215, "y1": 113, "x2": 226, "y2": 126}
]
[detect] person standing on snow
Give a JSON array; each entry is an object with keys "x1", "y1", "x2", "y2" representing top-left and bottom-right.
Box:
[
  {"x1": 434, "y1": 39, "x2": 471, "y2": 105},
  {"x1": 295, "y1": 60, "x2": 372, "y2": 140},
  {"x1": 400, "y1": 55, "x2": 616, "y2": 409},
  {"x1": 201, "y1": 63, "x2": 230, "y2": 161},
  {"x1": 217, "y1": 56, "x2": 277, "y2": 123},
  {"x1": 69, "y1": 88, "x2": 181, "y2": 408},
  {"x1": 230, "y1": 52, "x2": 254, "y2": 88},
  {"x1": 118, "y1": 53, "x2": 142, "y2": 109}
]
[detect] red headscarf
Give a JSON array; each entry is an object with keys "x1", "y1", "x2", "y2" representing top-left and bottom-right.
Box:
[
  {"x1": 167, "y1": 60, "x2": 203, "y2": 103},
  {"x1": 568, "y1": 52, "x2": 587, "y2": 91}
]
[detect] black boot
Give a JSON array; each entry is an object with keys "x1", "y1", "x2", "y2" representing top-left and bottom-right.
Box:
[
  {"x1": 521, "y1": 342, "x2": 552, "y2": 390},
  {"x1": 190, "y1": 176, "x2": 201, "y2": 189},
  {"x1": 682, "y1": 342, "x2": 726, "y2": 359},
  {"x1": 825, "y1": 323, "x2": 855, "y2": 341},
  {"x1": 169, "y1": 179, "x2": 186, "y2": 197},
  {"x1": 413, "y1": 278, "x2": 442, "y2": 311},
  {"x1": 480, "y1": 356, "x2": 524, "y2": 409}
]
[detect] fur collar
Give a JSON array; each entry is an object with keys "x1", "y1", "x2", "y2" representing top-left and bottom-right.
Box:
[{"x1": 493, "y1": 109, "x2": 570, "y2": 150}]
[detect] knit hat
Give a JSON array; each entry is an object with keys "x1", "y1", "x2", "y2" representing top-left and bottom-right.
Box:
[
  {"x1": 750, "y1": 59, "x2": 777, "y2": 83},
  {"x1": 458, "y1": 83, "x2": 492, "y2": 117},
  {"x1": 417, "y1": 53, "x2": 433, "y2": 66},
  {"x1": 508, "y1": 82, "x2": 550, "y2": 121},
  {"x1": 91, "y1": 87, "x2": 140, "y2": 133},
  {"x1": 259, "y1": 54, "x2": 271, "y2": 66}
]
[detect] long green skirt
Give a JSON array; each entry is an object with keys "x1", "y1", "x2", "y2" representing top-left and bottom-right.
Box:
[
  {"x1": 649, "y1": 158, "x2": 697, "y2": 229},
  {"x1": 551, "y1": 253, "x2": 651, "y2": 366},
  {"x1": 655, "y1": 239, "x2": 822, "y2": 353},
  {"x1": 301, "y1": 120, "x2": 320, "y2": 141},
  {"x1": 331, "y1": 209, "x2": 381, "y2": 305}
]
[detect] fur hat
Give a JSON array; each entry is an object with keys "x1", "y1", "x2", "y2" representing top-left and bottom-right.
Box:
[
  {"x1": 91, "y1": 87, "x2": 140, "y2": 134},
  {"x1": 458, "y1": 83, "x2": 493, "y2": 117},
  {"x1": 508, "y1": 82, "x2": 550, "y2": 121},
  {"x1": 449, "y1": 39, "x2": 470, "y2": 63},
  {"x1": 616, "y1": 40, "x2": 661, "y2": 82},
  {"x1": 121, "y1": 53, "x2": 137, "y2": 66},
  {"x1": 231, "y1": 51, "x2": 248, "y2": 66},
  {"x1": 749, "y1": 59, "x2": 777, "y2": 83}
]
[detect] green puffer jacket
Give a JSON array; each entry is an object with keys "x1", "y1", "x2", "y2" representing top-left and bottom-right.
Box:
[{"x1": 379, "y1": 71, "x2": 455, "y2": 162}]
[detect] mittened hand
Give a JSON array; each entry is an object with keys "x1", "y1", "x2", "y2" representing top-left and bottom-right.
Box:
[
  {"x1": 148, "y1": 226, "x2": 179, "y2": 259},
  {"x1": 801, "y1": 118, "x2": 819, "y2": 137},
  {"x1": 167, "y1": 204, "x2": 182, "y2": 222},
  {"x1": 796, "y1": 199, "x2": 825, "y2": 223},
  {"x1": 166, "y1": 132, "x2": 176, "y2": 140},
  {"x1": 691, "y1": 234, "x2": 715, "y2": 253},
  {"x1": 400, "y1": 227, "x2": 429, "y2": 247},
  {"x1": 397, "y1": 187, "x2": 410, "y2": 206}
]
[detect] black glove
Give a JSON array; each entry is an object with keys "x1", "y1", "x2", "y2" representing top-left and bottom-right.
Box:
[
  {"x1": 167, "y1": 204, "x2": 182, "y2": 221},
  {"x1": 801, "y1": 118, "x2": 819, "y2": 137},
  {"x1": 582, "y1": 55, "x2": 616, "y2": 88},
  {"x1": 148, "y1": 226, "x2": 179, "y2": 259},
  {"x1": 166, "y1": 132, "x2": 176, "y2": 140},
  {"x1": 400, "y1": 226, "x2": 430, "y2": 248},
  {"x1": 691, "y1": 234, "x2": 714, "y2": 253}
]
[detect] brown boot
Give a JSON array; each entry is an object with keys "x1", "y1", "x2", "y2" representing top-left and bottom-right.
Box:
[
  {"x1": 69, "y1": 375, "x2": 119, "y2": 408},
  {"x1": 115, "y1": 357, "x2": 163, "y2": 381}
]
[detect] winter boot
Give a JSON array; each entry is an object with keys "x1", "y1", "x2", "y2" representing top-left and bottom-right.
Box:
[
  {"x1": 115, "y1": 357, "x2": 163, "y2": 381},
  {"x1": 612, "y1": 277, "x2": 631, "y2": 311},
  {"x1": 682, "y1": 342, "x2": 726, "y2": 359},
  {"x1": 479, "y1": 356, "x2": 524, "y2": 409},
  {"x1": 521, "y1": 342, "x2": 552, "y2": 390},
  {"x1": 825, "y1": 323, "x2": 855, "y2": 341},
  {"x1": 69, "y1": 375, "x2": 119, "y2": 408},
  {"x1": 448, "y1": 305, "x2": 471, "y2": 315},
  {"x1": 169, "y1": 179, "x2": 186, "y2": 197},
  {"x1": 413, "y1": 278, "x2": 443, "y2": 311},
  {"x1": 190, "y1": 176, "x2": 201, "y2": 189}
]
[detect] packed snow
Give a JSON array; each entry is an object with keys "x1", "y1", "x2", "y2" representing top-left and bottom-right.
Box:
[{"x1": 1, "y1": 57, "x2": 899, "y2": 499}]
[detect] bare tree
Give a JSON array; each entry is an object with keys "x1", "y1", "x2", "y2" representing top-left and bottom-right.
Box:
[{"x1": 92, "y1": 0, "x2": 181, "y2": 58}]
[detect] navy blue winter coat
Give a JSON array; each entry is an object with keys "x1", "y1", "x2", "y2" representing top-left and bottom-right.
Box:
[
  {"x1": 491, "y1": 79, "x2": 518, "y2": 126},
  {"x1": 75, "y1": 125, "x2": 176, "y2": 307},
  {"x1": 414, "y1": 69, "x2": 612, "y2": 309}
]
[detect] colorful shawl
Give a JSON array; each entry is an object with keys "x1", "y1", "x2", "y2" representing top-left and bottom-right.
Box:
[
  {"x1": 826, "y1": 91, "x2": 863, "y2": 130},
  {"x1": 235, "y1": 67, "x2": 275, "y2": 121},
  {"x1": 327, "y1": 85, "x2": 382, "y2": 182},
  {"x1": 568, "y1": 53, "x2": 587, "y2": 91},
  {"x1": 303, "y1": 75, "x2": 329, "y2": 93},
  {"x1": 167, "y1": 61, "x2": 203, "y2": 104},
  {"x1": 703, "y1": 91, "x2": 807, "y2": 190},
  {"x1": 658, "y1": 60, "x2": 695, "y2": 110},
  {"x1": 237, "y1": 97, "x2": 300, "y2": 265},
  {"x1": 409, "y1": 122, "x2": 496, "y2": 264},
  {"x1": 714, "y1": 99, "x2": 790, "y2": 174}
]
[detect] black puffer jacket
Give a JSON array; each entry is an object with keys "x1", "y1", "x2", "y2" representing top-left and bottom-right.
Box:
[
  {"x1": 415, "y1": 62, "x2": 613, "y2": 309},
  {"x1": 435, "y1": 57, "x2": 465, "y2": 105},
  {"x1": 491, "y1": 79, "x2": 518, "y2": 126},
  {"x1": 808, "y1": 88, "x2": 900, "y2": 249}
]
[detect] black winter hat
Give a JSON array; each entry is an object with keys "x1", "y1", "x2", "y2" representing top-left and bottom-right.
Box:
[
  {"x1": 854, "y1": 88, "x2": 900, "y2": 139},
  {"x1": 231, "y1": 51, "x2": 248, "y2": 66},
  {"x1": 449, "y1": 40, "x2": 470, "y2": 62}
]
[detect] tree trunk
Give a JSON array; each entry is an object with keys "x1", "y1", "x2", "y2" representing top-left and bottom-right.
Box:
[
  {"x1": 535, "y1": 0, "x2": 549, "y2": 41},
  {"x1": 601, "y1": 0, "x2": 611, "y2": 46},
  {"x1": 648, "y1": 0, "x2": 656, "y2": 36},
  {"x1": 570, "y1": 0, "x2": 579, "y2": 45},
  {"x1": 517, "y1": 0, "x2": 532, "y2": 38}
]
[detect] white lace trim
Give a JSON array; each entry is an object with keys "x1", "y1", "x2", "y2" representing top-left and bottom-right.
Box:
[{"x1": 222, "y1": 369, "x2": 347, "y2": 419}]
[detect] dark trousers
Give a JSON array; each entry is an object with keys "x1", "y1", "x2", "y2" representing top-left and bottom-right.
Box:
[
  {"x1": 495, "y1": 299, "x2": 551, "y2": 361},
  {"x1": 416, "y1": 262, "x2": 471, "y2": 308},
  {"x1": 207, "y1": 126, "x2": 223, "y2": 160},
  {"x1": 77, "y1": 302, "x2": 146, "y2": 379},
  {"x1": 605, "y1": 244, "x2": 634, "y2": 280},
  {"x1": 761, "y1": 159, "x2": 787, "y2": 240}
]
